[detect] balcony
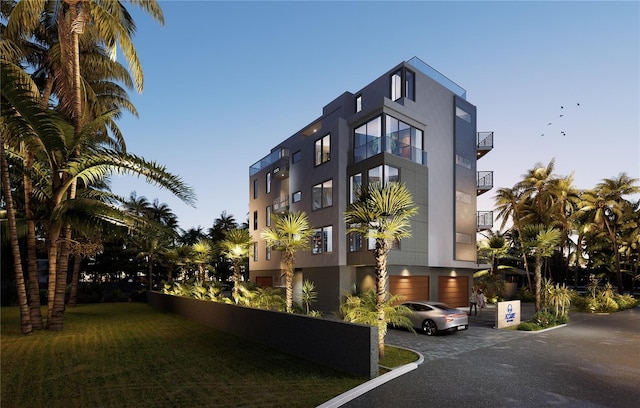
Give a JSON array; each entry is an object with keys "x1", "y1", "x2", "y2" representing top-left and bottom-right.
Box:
[
  {"x1": 250, "y1": 147, "x2": 290, "y2": 176},
  {"x1": 354, "y1": 137, "x2": 427, "y2": 165},
  {"x1": 477, "y1": 211, "x2": 493, "y2": 231},
  {"x1": 273, "y1": 196, "x2": 289, "y2": 213},
  {"x1": 477, "y1": 131, "x2": 493, "y2": 159},
  {"x1": 477, "y1": 171, "x2": 493, "y2": 195}
]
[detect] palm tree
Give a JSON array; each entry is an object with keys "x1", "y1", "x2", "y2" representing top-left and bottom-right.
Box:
[
  {"x1": 344, "y1": 182, "x2": 417, "y2": 358},
  {"x1": 219, "y1": 228, "x2": 254, "y2": 302},
  {"x1": 340, "y1": 290, "x2": 413, "y2": 339},
  {"x1": 261, "y1": 211, "x2": 313, "y2": 313},
  {"x1": 191, "y1": 239, "x2": 213, "y2": 284},
  {"x1": 1, "y1": 135, "x2": 32, "y2": 335},
  {"x1": 579, "y1": 174, "x2": 640, "y2": 293},
  {"x1": 494, "y1": 186, "x2": 533, "y2": 290},
  {"x1": 521, "y1": 224, "x2": 562, "y2": 312}
]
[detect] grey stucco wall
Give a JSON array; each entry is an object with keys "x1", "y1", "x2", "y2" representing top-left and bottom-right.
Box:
[{"x1": 147, "y1": 292, "x2": 378, "y2": 378}]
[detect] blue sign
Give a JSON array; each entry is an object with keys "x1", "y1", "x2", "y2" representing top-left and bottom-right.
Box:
[{"x1": 505, "y1": 303, "x2": 516, "y2": 323}]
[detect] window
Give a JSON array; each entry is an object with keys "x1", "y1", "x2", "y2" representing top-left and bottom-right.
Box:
[
  {"x1": 406, "y1": 69, "x2": 415, "y2": 100},
  {"x1": 391, "y1": 70, "x2": 402, "y2": 101},
  {"x1": 349, "y1": 173, "x2": 362, "y2": 204},
  {"x1": 292, "y1": 191, "x2": 301, "y2": 203},
  {"x1": 349, "y1": 230, "x2": 362, "y2": 252},
  {"x1": 384, "y1": 114, "x2": 424, "y2": 163},
  {"x1": 369, "y1": 165, "x2": 399, "y2": 186},
  {"x1": 456, "y1": 106, "x2": 471, "y2": 123},
  {"x1": 312, "y1": 179, "x2": 333, "y2": 210},
  {"x1": 391, "y1": 68, "x2": 414, "y2": 101},
  {"x1": 253, "y1": 211, "x2": 258, "y2": 230},
  {"x1": 292, "y1": 150, "x2": 301, "y2": 163},
  {"x1": 253, "y1": 179, "x2": 258, "y2": 199},
  {"x1": 266, "y1": 245, "x2": 271, "y2": 260},
  {"x1": 312, "y1": 226, "x2": 333, "y2": 254},
  {"x1": 353, "y1": 116, "x2": 382, "y2": 162},
  {"x1": 266, "y1": 206, "x2": 271, "y2": 227},
  {"x1": 253, "y1": 242, "x2": 258, "y2": 262},
  {"x1": 315, "y1": 134, "x2": 331, "y2": 166},
  {"x1": 266, "y1": 172, "x2": 271, "y2": 194},
  {"x1": 355, "y1": 95, "x2": 362, "y2": 113}
]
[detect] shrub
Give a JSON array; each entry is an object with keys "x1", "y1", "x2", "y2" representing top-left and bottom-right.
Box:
[
  {"x1": 530, "y1": 310, "x2": 556, "y2": 328},
  {"x1": 515, "y1": 287, "x2": 535, "y2": 303},
  {"x1": 517, "y1": 321, "x2": 542, "y2": 331},
  {"x1": 614, "y1": 294, "x2": 638, "y2": 310}
]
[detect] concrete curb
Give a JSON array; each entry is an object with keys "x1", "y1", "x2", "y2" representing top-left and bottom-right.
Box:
[{"x1": 316, "y1": 347, "x2": 424, "y2": 408}]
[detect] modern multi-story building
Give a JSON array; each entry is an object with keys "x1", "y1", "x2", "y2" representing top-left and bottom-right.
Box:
[{"x1": 248, "y1": 57, "x2": 494, "y2": 312}]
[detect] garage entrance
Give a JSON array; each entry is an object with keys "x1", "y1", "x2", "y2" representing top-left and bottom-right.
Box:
[
  {"x1": 389, "y1": 276, "x2": 430, "y2": 301},
  {"x1": 438, "y1": 276, "x2": 469, "y2": 307}
]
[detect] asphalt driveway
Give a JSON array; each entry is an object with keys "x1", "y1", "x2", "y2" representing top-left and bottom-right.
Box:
[{"x1": 339, "y1": 305, "x2": 640, "y2": 408}]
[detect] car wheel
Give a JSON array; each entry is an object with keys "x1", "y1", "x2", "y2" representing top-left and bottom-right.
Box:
[{"x1": 422, "y1": 319, "x2": 437, "y2": 336}]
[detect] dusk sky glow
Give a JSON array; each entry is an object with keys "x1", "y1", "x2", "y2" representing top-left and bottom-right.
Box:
[{"x1": 110, "y1": 1, "x2": 639, "y2": 231}]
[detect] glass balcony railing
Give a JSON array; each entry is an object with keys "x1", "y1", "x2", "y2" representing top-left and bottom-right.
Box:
[
  {"x1": 273, "y1": 196, "x2": 289, "y2": 213},
  {"x1": 250, "y1": 148, "x2": 290, "y2": 176},
  {"x1": 407, "y1": 57, "x2": 467, "y2": 100},
  {"x1": 354, "y1": 137, "x2": 427, "y2": 165}
]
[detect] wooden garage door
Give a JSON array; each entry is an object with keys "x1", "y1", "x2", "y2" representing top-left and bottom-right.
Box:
[
  {"x1": 389, "y1": 276, "x2": 429, "y2": 302},
  {"x1": 438, "y1": 276, "x2": 469, "y2": 307},
  {"x1": 255, "y1": 276, "x2": 273, "y2": 288}
]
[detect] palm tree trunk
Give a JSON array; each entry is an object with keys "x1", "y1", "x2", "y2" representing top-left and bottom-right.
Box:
[
  {"x1": 23, "y1": 149, "x2": 43, "y2": 329},
  {"x1": 375, "y1": 239, "x2": 389, "y2": 359},
  {"x1": 68, "y1": 254, "x2": 81, "y2": 307},
  {"x1": 232, "y1": 259, "x2": 241, "y2": 302},
  {"x1": 534, "y1": 255, "x2": 542, "y2": 312},
  {"x1": 1, "y1": 140, "x2": 33, "y2": 335},
  {"x1": 284, "y1": 250, "x2": 295, "y2": 313}
]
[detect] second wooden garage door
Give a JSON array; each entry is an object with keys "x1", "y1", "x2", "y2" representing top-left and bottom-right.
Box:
[{"x1": 389, "y1": 276, "x2": 430, "y2": 301}]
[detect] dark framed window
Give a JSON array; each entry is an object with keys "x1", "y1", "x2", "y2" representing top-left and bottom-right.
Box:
[
  {"x1": 314, "y1": 134, "x2": 331, "y2": 166},
  {"x1": 253, "y1": 179, "x2": 258, "y2": 199},
  {"x1": 292, "y1": 191, "x2": 302, "y2": 203},
  {"x1": 312, "y1": 179, "x2": 333, "y2": 210},
  {"x1": 312, "y1": 226, "x2": 333, "y2": 254},
  {"x1": 266, "y1": 172, "x2": 271, "y2": 194},
  {"x1": 292, "y1": 150, "x2": 301, "y2": 163},
  {"x1": 391, "y1": 68, "x2": 415, "y2": 102},
  {"x1": 253, "y1": 211, "x2": 258, "y2": 230}
]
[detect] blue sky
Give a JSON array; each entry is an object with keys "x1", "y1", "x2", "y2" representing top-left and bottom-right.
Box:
[{"x1": 111, "y1": 0, "x2": 640, "y2": 232}]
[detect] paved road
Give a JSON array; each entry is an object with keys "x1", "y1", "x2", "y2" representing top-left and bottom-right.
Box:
[{"x1": 341, "y1": 305, "x2": 640, "y2": 408}]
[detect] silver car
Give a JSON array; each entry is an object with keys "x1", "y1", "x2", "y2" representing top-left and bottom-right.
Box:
[{"x1": 402, "y1": 301, "x2": 469, "y2": 336}]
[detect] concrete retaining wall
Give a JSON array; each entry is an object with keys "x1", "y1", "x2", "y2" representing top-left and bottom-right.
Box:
[{"x1": 147, "y1": 292, "x2": 378, "y2": 378}]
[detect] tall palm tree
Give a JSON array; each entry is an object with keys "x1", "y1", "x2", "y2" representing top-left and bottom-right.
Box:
[
  {"x1": 579, "y1": 174, "x2": 640, "y2": 293},
  {"x1": 261, "y1": 211, "x2": 314, "y2": 313},
  {"x1": 548, "y1": 174, "x2": 581, "y2": 282},
  {"x1": 521, "y1": 224, "x2": 562, "y2": 312},
  {"x1": 1, "y1": 136, "x2": 32, "y2": 335},
  {"x1": 344, "y1": 182, "x2": 417, "y2": 358},
  {"x1": 191, "y1": 239, "x2": 213, "y2": 283},
  {"x1": 494, "y1": 186, "x2": 533, "y2": 290},
  {"x1": 219, "y1": 228, "x2": 254, "y2": 302},
  {"x1": 516, "y1": 159, "x2": 557, "y2": 225}
]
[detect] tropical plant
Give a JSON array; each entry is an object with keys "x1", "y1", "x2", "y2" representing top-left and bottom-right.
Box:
[
  {"x1": 339, "y1": 290, "x2": 414, "y2": 338},
  {"x1": 344, "y1": 182, "x2": 418, "y2": 358},
  {"x1": 261, "y1": 211, "x2": 313, "y2": 313},
  {"x1": 219, "y1": 227, "x2": 253, "y2": 302},
  {"x1": 191, "y1": 239, "x2": 213, "y2": 283},
  {"x1": 300, "y1": 280, "x2": 318, "y2": 315},
  {"x1": 521, "y1": 224, "x2": 562, "y2": 312}
]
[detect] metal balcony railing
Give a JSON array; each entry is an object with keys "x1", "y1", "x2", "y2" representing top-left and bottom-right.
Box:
[
  {"x1": 477, "y1": 211, "x2": 493, "y2": 231},
  {"x1": 477, "y1": 171, "x2": 493, "y2": 195},
  {"x1": 477, "y1": 131, "x2": 494, "y2": 159}
]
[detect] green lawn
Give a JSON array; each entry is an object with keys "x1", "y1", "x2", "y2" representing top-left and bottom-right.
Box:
[{"x1": 1, "y1": 303, "x2": 369, "y2": 408}]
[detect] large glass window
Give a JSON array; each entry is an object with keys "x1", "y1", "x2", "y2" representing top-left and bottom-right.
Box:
[
  {"x1": 315, "y1": 134, "x2": 331, "y2": 166},
  {"x1": 369, "y1": 165, "x2": 399, "y2": 186},
  {"x1": 312, "y1": 179, "x2": 333, "y2": 210},
  {"x1": 312, "y1": 226, "x2": 333, "y2": 254},
  {"x1": 354, "y1": 116, "x2": 382, "y2": 162},
  {"x1": 385, "y1": 114, "x2": 424, "y2": 162}
]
